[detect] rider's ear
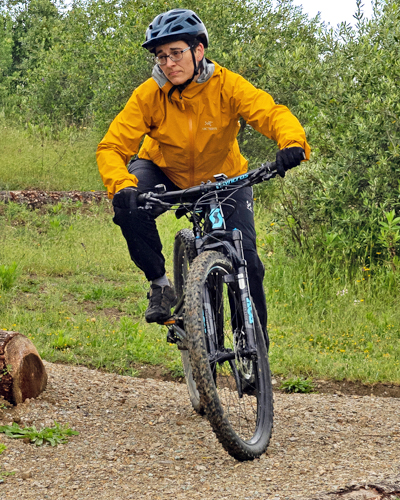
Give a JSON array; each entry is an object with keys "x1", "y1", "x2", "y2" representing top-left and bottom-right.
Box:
[{"x1": 195, "y1": 43, "x2": 204, "y2": 62}]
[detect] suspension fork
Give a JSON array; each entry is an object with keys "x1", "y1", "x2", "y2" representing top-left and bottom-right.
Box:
[{"x1": 232, "y1": 229, "x2": 257, "y2": 355}]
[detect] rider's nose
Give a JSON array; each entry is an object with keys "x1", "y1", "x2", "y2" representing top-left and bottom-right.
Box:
[{"x1": 165, "y1": 56, "x2": 176, "y2": 67}]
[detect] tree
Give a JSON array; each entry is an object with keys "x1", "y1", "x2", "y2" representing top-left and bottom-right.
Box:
[
  {"x1": 9, "y1": 0, "x2": 60, "y2": 75},
  {"x1": 0, "y1": 12, "x2": 13, "y2": 96}
]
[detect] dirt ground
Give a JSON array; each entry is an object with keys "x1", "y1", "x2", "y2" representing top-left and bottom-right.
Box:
[
  {"x1": 0, "y1": 361, "x2": 399, "y2": 500},
  {"x1": 133, "y1": 362, "x2": 400, "y2": 399}
]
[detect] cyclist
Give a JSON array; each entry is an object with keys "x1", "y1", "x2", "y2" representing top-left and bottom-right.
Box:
[{"x1": 96, "y1": 8, "x2": 310, "y2": 339}]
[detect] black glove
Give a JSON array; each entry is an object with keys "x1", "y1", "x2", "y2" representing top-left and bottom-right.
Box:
[
  {"x1": 275, "y1": 147, "x2": 305, "y2": 178},
  {"x1": 112, "y1": 187, "x2": 140, "y2": 211}
]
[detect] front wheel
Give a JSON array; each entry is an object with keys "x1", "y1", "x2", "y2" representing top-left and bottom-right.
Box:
[
  {"x1": 173, "y1": 229, "x2": 204, "y2": 415},
  {"x1": 185, "y1": 251, "x2": 273, "y2": 461}
]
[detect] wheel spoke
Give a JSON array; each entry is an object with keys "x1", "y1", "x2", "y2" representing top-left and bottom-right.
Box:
[{"x1": 204, "y1": 267, "x2": 261, "y2": 441}]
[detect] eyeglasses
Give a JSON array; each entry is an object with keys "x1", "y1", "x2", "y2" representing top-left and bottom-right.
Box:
[{"x1": 155, "y1": 47, "x2": 191, "y2": 66}]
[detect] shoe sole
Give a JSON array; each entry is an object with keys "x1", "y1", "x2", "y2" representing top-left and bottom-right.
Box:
[{"x1": 145, "y1": 297, "x2": 177, "y2": 324}]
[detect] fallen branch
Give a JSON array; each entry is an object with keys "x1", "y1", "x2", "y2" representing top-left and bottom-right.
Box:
[
  {"x1": 0, "y1": 190, "x2": 108, "y2": 209},
  {"x1": 308, "y1": 475, "x2": 400, "y2": 499}
]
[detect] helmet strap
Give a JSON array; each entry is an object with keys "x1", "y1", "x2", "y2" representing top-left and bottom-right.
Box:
[{"x1": 190, "y1": 46, "x2": 200, "y2": 77}]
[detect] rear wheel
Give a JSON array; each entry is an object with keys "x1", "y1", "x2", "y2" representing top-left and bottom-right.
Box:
[
  {"x1": 185, "y1": 251, "x2": 273, "y2": 461},
  {"x1": 173, "y1": 229, "x2": 204, "y2": 414}
]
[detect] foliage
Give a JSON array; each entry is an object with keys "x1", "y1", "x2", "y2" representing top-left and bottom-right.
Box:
[
  {"x1": 0, "y1": 365, "x2": 12, "y2": 381},
  {"x1": 0, "y1": 442, "x2": 6, "y2": 454},
  {"x1": 8, "y1": 0, "x2": 60, "y2": 76},
  {"x1": 0, "y1": 12, "x2": 13, "y2": 98},
  {"x1": 280, "y1": 376, "x2": 314, "y2": 393},
  {"x1": 1, "y1": 0, "x2": 324, "y2": 132},
  {"x1": 1, "y1": 0, "x2": 400, "y2": 384},
  {"x1": 1, "y1": 204, "x2": 400, "y2": 384},
  {"x1": 0, "y1": 467, "x2": 15, "y2": 483},
  {"x1": 378, "y1": 210, "x2": 400, "y2": 271},
  {"x1": 0, "y1": 262, "x2": 19, "y2": 290},
  {"x1": 2, "y1": 0, "x2": 400, "y2": 270},
  {"x1": 0, "y1": 421, "x2": 79, "y2": 446},
  {"x1": 278, "y1": 0, "x2": 400, "y2": 269},
  {"x1": 0, "y1": 115, "x2": 102, "y2": 191}
]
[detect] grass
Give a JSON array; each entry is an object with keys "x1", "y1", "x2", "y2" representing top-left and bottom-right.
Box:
[
  {"x1": 1, "y1": 199, "x2": 400, "y2": 384},
  {"x1": 258, "y1": 224, "x2": 400, "y2": 384},
  {"x1": 0, "y1": 262, "x2": 19, "y2": 290},
  {"x1": 0, "y1": 200, "x2": 186, "y2": 377},
  {"x1": 0, "y1": 118, "x2": 399, "y2": 385},
  {"x1": 0, "y1": 118, "x2": 103, "y2": 192}
]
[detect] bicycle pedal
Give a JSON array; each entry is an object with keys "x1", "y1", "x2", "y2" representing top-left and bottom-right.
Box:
[
  {"x1": 163, "y1": 318, "x2": 176, "y2": 325},
  {"x1": 166, "y1": 330, "x2": 187, "y2": 350}
]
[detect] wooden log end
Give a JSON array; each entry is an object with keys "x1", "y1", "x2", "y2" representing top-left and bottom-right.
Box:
[{"x1": 0, "y1": 331, "x2": 47, "y2": 405}]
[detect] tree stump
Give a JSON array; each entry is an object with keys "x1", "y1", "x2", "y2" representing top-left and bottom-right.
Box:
[{"x1": 0, "y1": 331, "x2": 47, "y2": 405}]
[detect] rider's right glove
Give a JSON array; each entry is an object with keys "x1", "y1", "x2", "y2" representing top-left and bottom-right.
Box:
[
  {"x1": 275, "y1": 147, "x2": 306, "y2": 178},
  {"x1": 112, "y1": 187, "x2": 140, "y2": 212}
]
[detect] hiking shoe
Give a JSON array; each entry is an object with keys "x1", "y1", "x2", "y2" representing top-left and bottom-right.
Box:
[{"x1": 145, "y1": 282, "x2": 177, "y2": 323}]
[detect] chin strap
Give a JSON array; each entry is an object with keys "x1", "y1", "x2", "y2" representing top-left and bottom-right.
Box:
[
  {"x1": 167, "y1": 46, "x2": 202, "y2": 102},
  {"x1": 191, "y1": 46, "x2": 200, "y2": 77}
]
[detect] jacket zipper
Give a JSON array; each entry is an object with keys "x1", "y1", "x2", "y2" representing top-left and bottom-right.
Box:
[{"x1": 186, "y1": 104, "x2": 195, "y2": 187}]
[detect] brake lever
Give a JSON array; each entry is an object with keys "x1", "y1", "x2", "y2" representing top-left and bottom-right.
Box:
[
  {"x1": 137, "y1": 195, "x2": 173, "y2": 210},
  {"x1": 261, "y1": 170, "x2": 278, "y2": 181},
  {"x1": 260, "y1": 162, "x2": 278, "y2": 181}
]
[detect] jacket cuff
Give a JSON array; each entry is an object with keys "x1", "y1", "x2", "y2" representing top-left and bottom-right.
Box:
[
  {"x1": 283, "y1": 141, "x2": 311, "y2": 161},
  {"x1": 108, "y1": 177, "x2": 139, "y2": 198}
]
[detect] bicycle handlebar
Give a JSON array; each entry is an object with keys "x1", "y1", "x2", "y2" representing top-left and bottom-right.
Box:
[{"x1": 137, "y1": 161, "x2": 277, "y2": 207}]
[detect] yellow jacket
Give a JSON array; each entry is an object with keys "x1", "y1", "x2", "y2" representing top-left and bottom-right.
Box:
[{"x1": 97, "y1": 60, "x2": 310, "y2": 197}]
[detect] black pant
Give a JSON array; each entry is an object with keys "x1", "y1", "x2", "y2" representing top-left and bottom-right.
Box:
[{"x1": 113, "y1": 159, "x2": 268, "y2": 335}]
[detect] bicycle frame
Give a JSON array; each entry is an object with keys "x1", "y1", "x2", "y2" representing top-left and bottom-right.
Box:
[{"x1": 137, "y1": 161, "x2": 278, "y2": 359}]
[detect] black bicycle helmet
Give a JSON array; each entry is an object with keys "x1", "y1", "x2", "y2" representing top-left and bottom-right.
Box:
[{"x1": 142, "y1": 9, "x2": 209, "y2": 52}]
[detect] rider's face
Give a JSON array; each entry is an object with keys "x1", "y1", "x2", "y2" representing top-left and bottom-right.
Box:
[{"x1": 155, "y1": 41, "x2": 204, "y2": 86}]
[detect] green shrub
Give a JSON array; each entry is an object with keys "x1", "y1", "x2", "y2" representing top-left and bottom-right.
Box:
[
  {"x1": 0, "y1": 421, "x2": 79, "y2": 446},
  {"x1": 280, "y1": 377, "x2": 314, "y2": 394},
  {"x1": 0, "y1": 262, "x2": 18, "y2": 290}
]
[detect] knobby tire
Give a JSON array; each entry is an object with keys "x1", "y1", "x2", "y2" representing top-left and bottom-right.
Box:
[
  {"x1": 173, "y1": 229, "x2": 205, "y2": 415},
  {"x1": 184, "y1": 251, "x2": 273, "y2": 461}
]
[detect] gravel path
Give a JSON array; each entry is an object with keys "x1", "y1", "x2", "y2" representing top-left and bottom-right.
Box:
[{"x1": 1, "y1": 361, "x2": 399, "y2": 500}]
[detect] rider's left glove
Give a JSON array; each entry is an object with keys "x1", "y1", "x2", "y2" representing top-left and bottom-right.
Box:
[
  {"x1": 112, "y1": 187, "x2": 140, "y2": 212},
  {"x1": 275, "y1": 147, "x2": 305, "y2": 178}
]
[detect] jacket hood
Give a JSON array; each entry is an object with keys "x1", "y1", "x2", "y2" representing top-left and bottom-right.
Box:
[{"x1": 152, "y1": 57, "x2": 216, "y2": 97}]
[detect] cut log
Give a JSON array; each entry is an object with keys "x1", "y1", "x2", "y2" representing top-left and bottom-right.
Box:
[{"x1": 0, "y1": 331, "x2": 47, "y2": 405}]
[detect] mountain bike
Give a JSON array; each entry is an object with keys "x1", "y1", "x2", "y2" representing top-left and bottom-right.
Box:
[{"x1": 137, "y1": 161, "x2": 277, "y2": 461}]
